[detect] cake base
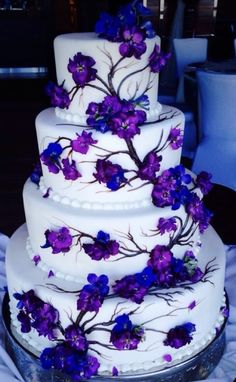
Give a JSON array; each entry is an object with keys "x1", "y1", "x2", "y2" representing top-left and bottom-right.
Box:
[{"x1": 2, "y1": 293, "x2": 228, "y2": 382}]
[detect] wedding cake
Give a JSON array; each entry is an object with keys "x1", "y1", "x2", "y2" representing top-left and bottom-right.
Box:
[{"x1": 5, "y1": 2, "x2": 226, "y2": 380}]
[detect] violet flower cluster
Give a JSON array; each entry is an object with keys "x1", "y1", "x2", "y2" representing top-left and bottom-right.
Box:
[
  {"x1": 95, "y1": 0, "x2": 155, "y2": 44},
  {"x1": 40, "y1": 344, "x2": 100, "y2": 381},
  {"x1": 40, "y1": 131, "x2": 97, "y2": 180},
  {"x1": 30, "y1": 162, "x2": 42, "y2": 186},
  {"x1": 41, "y1": 227, "x2": 73, "y2": 254},
  {"x1": 93, "y1": 159, "x2": 128, "y2": 191},
  {"x1": 110, "y1": 313, "x2": 145, "y2": 350},
  {"x1": 83, "y1": 230, "x2": 120, "y2": 261},
  {"x1": 77, "y1": 273, "x2": 109, "y2": 313},
  {"x1": 163, "y1": 322, "x2": 196, "y2": 349},
  {"x1": 86, "y1": 95, "x2": 146, "y2": 138},
  {"x1": 113, "y1": 248, "x2": 203, "y2": 304},
  {"x1": 151, "y1": 164, "x2": 213, "y2": 232},
  {"x1": 14, "y1": 290, "x2": 59, "y2": 339}
]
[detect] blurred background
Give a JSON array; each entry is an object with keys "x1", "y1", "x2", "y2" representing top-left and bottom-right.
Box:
[{"x1": 0, "y1": 0, "x2": 236, "y2": 237}]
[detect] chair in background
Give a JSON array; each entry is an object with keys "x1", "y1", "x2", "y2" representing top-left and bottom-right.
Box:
[
  {"x1": 173, "y1": 38, "x2": 208, "y2": 103},
  {"x1": 191, "y1": 70, "x2": 236, "y2": 191},
  {"x1": 167, "y1": 38, "x2": 207, "y2": 160}
]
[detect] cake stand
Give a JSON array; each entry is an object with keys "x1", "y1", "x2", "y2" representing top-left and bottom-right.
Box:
[{"x1": 2, "y1": 293, "x2": 228, "y2": 382}]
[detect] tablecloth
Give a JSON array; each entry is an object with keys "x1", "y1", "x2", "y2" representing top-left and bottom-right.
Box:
[{"x1": 0, "y1": 232, "x2": 235, "y2": 382}]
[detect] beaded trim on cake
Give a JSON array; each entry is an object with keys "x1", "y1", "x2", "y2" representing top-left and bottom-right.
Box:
[
  {"x1": 38, "y1": 173, "x2": 203, "y2": 211},
  {"x1": 26, "y1": 236, "x2": 201, "y2": 284},
  {"x1": 55, "y1": 103, "x2": 163, "y2": 124},
  {"x1": 9, "y1": 293, "x2": 226, "y2": 374},
  {"x1": 39, "y1": 178, "x2": 152, "y2": 210}
]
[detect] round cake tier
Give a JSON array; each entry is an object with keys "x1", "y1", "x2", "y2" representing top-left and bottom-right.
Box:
[
  {"x1": 6, "y1": 224, "x2": 226, "y2": 375},
  {"x1": 54, "y1": 33, "x2": 162, "y2": 123},
  {"x1": 23, "y1": 179, "x2": 201, "y2": 283},
  {"x1": 36, "y1": 106, "x2": 184, "y2": 206}
]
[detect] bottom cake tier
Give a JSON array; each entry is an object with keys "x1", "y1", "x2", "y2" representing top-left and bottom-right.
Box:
[{"x1": 6, "y1": 224, "x2": 226, "y2": 379}]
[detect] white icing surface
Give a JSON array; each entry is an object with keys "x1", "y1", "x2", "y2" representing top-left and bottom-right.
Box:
[
  {"x1": 6, "y1": 225, "x2": 226, "y2": 374},
  {"x1": 54, "y1": 33, "x2": 162, "y2": 122}
]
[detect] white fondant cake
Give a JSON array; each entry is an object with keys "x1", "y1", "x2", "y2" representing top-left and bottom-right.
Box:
[
  {"x1": 5, "y1": 2, "x2": 226, "y2": 380},
  {"x1": 7, "y1": 225, "x2": 226, "y2": 374}
]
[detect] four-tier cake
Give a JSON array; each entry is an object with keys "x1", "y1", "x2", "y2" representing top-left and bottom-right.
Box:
[{"x1": 5, "y1": 2, "x2": 226, "y2": 380}]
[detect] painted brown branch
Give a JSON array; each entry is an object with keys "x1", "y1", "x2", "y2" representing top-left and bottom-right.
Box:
[
  {"x1": 125, "y1": 138, "x2": 142, "y2": 167},
  {"x1": 116, "y1": 63, "x2": 149, "y2": 98}
]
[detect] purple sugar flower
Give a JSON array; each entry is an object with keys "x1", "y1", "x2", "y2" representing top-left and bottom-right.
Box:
[
  {"x1": 170, "y1": 185, "x2": 192, "y2": 210},
  {"x1": 141, "y1": 20, "x2": 156, "y2": 38},
  {"x1": 95, "y1": 1, "x2": 155, "y2": 42},
  {"x1": 133, "y1": 94, "x2": 150, "y2": 110},
  {"x1": 33, "y1": 255, "x2": 41, "y2": 266},
  {"x1": 82, "y1": 355, "x2": 100, "y2": 379},
  {"x1": 168, "y1": 127, "x2": 183, "y2": 150},
  {"x1": 16, "y1": 310, "x2": 31, "y2": 333},
  {"x1": 14, "y1": 290, "x2": 59, "y2": 339},
  {"x1": 95, "y1": 12, "x2": 122, "y2": 41},
  {"x1": 45, "y1": 81, "x2": 70, "y2": 109},
  {"x1": 40, "y1": 347, "x2": 55, "y2": 370},
  {"x1": 112, "y1": 366, "x2": 119, "y2": 376},
  {"x1": 152, "y1": 166, "x2": 193, "y2": 209},
  {"x1": 83, "y1": 230, "x2": 119, "y2": 261},
  {"x1": 186, "y1": 193, "x2": 212, "y2": 233},
  {"x1": 157, "y1": 217, "x2": 177, "y2": 235},
  {"x1": 113, "y1": 267, "x2": 156, "y2": 303},
  {"x1": 31, "y1": 302, "x2": 59, "y2": 339},
  {"x1": 170, "y1": 257, "x2": 189, "y2": 283},
  {"x1": 71, "y1": 131, "x2": 97, "y2": 154},
  {"x1": 93, "y1": 159, "x2": 127, "y2": 191},
  {"x1": 110, "y1": 314, "x2": 144, "y2": 350},
  {"x1": 48, "y1": 270, "x2": 54, "y2": 278},
  {"x1": 68, "y1": 52, "x2": 97, "y2": 88},
  {"x1": 42, "y1": 227, "x2": 73, "y2": 254},
  {"x1": 163, "y1": 354, "x2": 172, "y2": 362},
  {"x1": 170, "y1": 165, "x2": 192, "y2": 187},
  {"x1": 136, "y1": 266, "x2": 157, "y2": 288},
  {"x1": 14, "y1": 289, "x2": 41, "y2": 313},
  {"x1": 149, "y1": 44, "x2": 171, "y2": 73},
  {"x1": 113, "y1": 275, "x2": 146, "y2": 304},
  {"x1": 195, "y1": 171, "x2": 213, "y2": 195},
  {"x1": 151, "y1": 169, "x2": 176, "y2": 207},
  {"x1": 163, "y1": 322, "x2": 196, "y2": 349},
  {"x1": 40, "y1": 343, "x2": 100, "y2": 379},
  {"x1": 61, "y1": 158, "x2": 81, "y2": 180},
  {"x1": 64, "y1": 324, "x2": 88, "y2": 352},
  {"x1": 110, "y1": 109, "x2": 146, "y2": 139},
  {"x1": 119, "y1": 25, "x2": 147, "y2": 59},
  {"x1": 40, "y1": 142, "x2": 63, "y2": 174},
  {"x1": 30, "y1": 162, "x2": 42, "y2": 186},
  {"x1": 188, "y1": 300, "x2": 197, "y2": 310},
  {"x1": 138, "y1": 152, "x2": 162, "y2": 181},
  {"x1": 77, "y1": 273, "x2": 109, "y2": 313},
  {"x1": 86, "y1": 96, "x2": 122, "y2": 133},
  {"x1": 148, "y1": 245, "x2": 173, "y2": 272}
]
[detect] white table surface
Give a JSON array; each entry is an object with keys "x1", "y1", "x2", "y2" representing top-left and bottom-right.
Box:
[{"x1": 0, "y1": 232, "x2": 235, "y2": 382}]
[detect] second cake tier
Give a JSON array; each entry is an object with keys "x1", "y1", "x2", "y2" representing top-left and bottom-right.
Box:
[{"x1": 24, "y1": 178, "x2": 202, "y2": 283}]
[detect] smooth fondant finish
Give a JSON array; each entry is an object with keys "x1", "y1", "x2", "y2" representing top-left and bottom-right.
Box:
[{"x1": 6, "y1": 225, "x2": 226, "y2": 374}]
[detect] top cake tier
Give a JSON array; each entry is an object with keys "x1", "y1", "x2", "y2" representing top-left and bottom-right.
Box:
[{"x1": 53, "y1": 32, "x2": 162, "y2": 123}]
